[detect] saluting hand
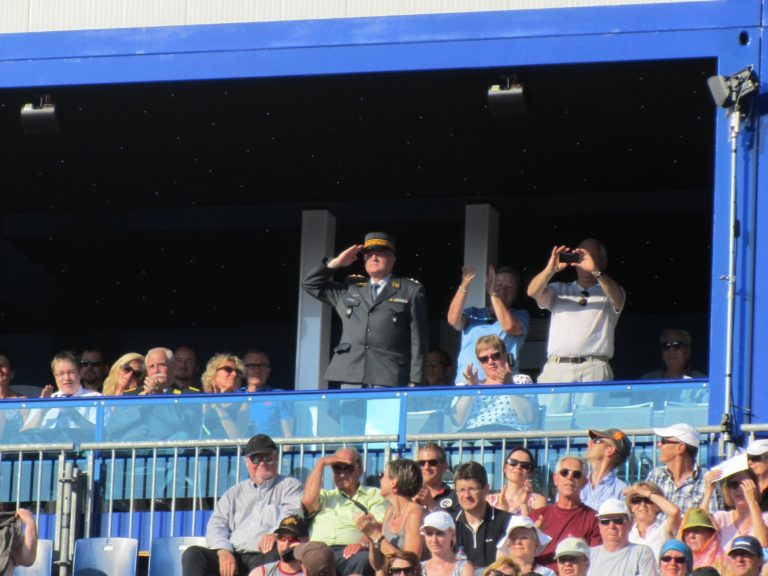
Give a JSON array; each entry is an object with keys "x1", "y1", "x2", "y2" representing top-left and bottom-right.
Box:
[{"x1": 328, "y1": 245, "x2": 364, "y2": 269}]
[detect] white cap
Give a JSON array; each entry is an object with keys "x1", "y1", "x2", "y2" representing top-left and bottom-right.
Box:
[
  {"x1": 653, "y1": 423, "x2": 701, "y2": 448},
  {"x1": 746, "y1": 439, "x2": 768, "y2": 456},
  {"x1": 420, "y1": 511, "x2": 455, "y2": 533},
  {"x1": 597, "y1": 498, "x2": 630, "y2": 518},
  {"x1": 555, "y1": 537, "x2": 590, "y2": 559},
  {"x1": 497, "y1": 515, "x2": 552, "y2": 555}
]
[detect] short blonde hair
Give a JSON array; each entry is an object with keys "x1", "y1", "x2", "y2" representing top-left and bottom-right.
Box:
[
  {"x1": 475, "y1": 335, "x2": 507, "y2": 357},
  {"x1": 103, "y1": 353, "x2": 145, "y2": 395},
  {"x1": 201, "y1": 353, "x2": 244, "y2": 393},
  {"x1": 484, "y1": 556, "x2": 521, "y2": 576}
]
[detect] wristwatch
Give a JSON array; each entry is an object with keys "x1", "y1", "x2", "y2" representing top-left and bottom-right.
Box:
[{"x1": 592, "y1": 270, "x2": 604, "y2": 280}]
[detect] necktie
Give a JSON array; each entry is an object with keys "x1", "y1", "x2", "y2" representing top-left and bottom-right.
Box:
[{"x1": 372, "y1": 283, "x2": 380, "y2": 300}]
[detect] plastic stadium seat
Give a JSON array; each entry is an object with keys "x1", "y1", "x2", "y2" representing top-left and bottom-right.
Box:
[
  {"x1": 571, "y1": 402, "x2": 654, "y2": 430},
  {"x1": 148, "y1": 536, "x2": 207, "y2": 576},
  {"x1": 72, "y1": 537, "x2": 138, "y2": 576},
  {"x1": 15, "y1": 539, "x2": 53, "y2": 576},
  {"x1": 662, "y1": 402, "x2": 709, "y2": 427}
]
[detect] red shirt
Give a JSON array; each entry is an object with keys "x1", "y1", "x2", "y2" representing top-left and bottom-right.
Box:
[{"x1": 530, "y1": 502, "x2": 602, "y2": 572}]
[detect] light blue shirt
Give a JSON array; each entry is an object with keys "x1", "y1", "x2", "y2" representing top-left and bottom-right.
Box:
[{"x1": 581, "y1": 470, "x2": 627, "y2": 511}]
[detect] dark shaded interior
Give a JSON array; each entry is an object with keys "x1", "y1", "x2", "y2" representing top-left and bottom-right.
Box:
[{"x1": 0, "y1": 58, "x2": 716, "y2": 386}]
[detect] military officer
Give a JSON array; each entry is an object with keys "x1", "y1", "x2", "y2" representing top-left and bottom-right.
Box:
[{"x1": 302, "y1": 232, "x2": 428, "y2": 388}]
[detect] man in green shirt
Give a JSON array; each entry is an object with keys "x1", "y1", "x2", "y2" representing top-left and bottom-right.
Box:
[{"x1": 302, "y1": 448, "x2": 386, "y2": 576}]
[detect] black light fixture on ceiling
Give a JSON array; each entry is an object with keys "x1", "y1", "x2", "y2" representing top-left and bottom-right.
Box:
[
  {"x1": 20, "y1": 94, "x2": 60, "y2": 134},
  {"x1": 487, "y1": 75, "x2": 527, "y2": 116}
]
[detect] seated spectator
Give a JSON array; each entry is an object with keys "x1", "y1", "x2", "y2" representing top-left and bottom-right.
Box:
[
  {"x1": 21, "y1": 351, "x2": 101, "y2": 438},
  {"x1": 173, "y1": 346, "x2": 201, "y2": 393},
  {"x1": 679, "y1": 508, "x2": 724, "y2": 573},
  {"x1": 745, "y1": 439, "x2": 768, "y2": 512},
  {"x1": 381, "y1": 551, "x2": 422, "y2": 576},
  {"x1": 407, "y1": 352, "x2": 454, "y2": 433},
  {"x1": 425, "y1": 349, "x2": 454, "y2": 386},
  {"x1": 482, "y1": 556, "x2": 522, "y2": 576},
  {"x1": 588, "y1": 498, "x2": 658, "y2": 576},
  {"x1": 125, "y1": 347, "x2": 197, "y2": 395},
  {"x1": 453, "y1": 461, "x2": 512, "y2": 570},
  {"x1": 581, "y1": 428, "x2": 631, "y2": 510},
  {"x1": 0, "y1": 350, "x2": 22, "y2": 399},
  {"x1": 79, "y1": 348, "x2": 108, "y2": 392},
  {"x1": 646, "y1": 424, "x2": 722, "y2": 519},
  {"x1": 658, "y1": 540, "x2": 693, "y2": 576},
  {"x1": 412, "y1": 443, "x2": 460, "y2": 516},
  {"x1": 625, "y1": 481, "x2": 681, "y2": 558},
  {"x1": 248, "y1": 515, "x2": 309, "y2": 576},
  {"x1": 294, "y1": 542, "x2": 338, "y2": 576},
  {"x1": 530, "y1": 455, "x2": 601, "y2": 572},
  {"x1": 641, "y1": 329, "x2": 707, "y2": 381},
  {"x1": 201, "y1": 353, "x2": 248, "y2": 439},
  {"x1": 453, "y1": 336, "x2": 535, "y2": 432},
  {"x1": 302, "y1": 447, "x2": 385, "y2": 576},
  {"x1": 448, "y1": 265, "x2": 529, "y2": 381},
  {"x1": 496, "y1": 516, "x2": 555, "y2": 576},
  {"x1": 704, "y1": 465, "x2": 768, "y2": 549},
  {"x1": 420, "y1": 511, "x2": 474, "y2": 576},
  {"x1": 554, "y1": 537, "x2": 590, "y2": 576},
  {"x1": 102, "y1": 353, "x2": 146, "y2": 396},
  {"x1": 486, "y1": 446, "x2": 546, "y2": 515},
  {"x1": 355, "y1": 459, "x2": 425, "y2": 573},
  {"x1": 725, "y1": 535, "x2": 764, "y2": 576},
  {"x1": 0, "y1": 508, "x2": 38, "y2": 573},
  {"x1": 242, "y1": 350, "x2": 293, "y2": 438},
  {"x1": 181, "y1": 434, "x2": 302, "y2": 576}
]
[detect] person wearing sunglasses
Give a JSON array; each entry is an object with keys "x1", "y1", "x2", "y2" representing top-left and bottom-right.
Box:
[
  {"x1": 453, "y1": 335, "x2": 534, "y2": 433},
  {"x1": 658, "y1": 540, "x2": 693, "y2": 576},
  {"x1": 182, "y1": 434, "x2": 302, "y2": 576},
  {"x1": 381, "y1": 550, "x2": 422, "y2": 576},
  {"x1": 641, "y1": 329, "x2": 706, "y2": 382},
  {"x1": 486, "y1": 446, "x2": 546, "y2": 516},
  {"x1": 200, "y1": 353, "x2": 250, "y2": 439},
  {"x1": 529, "y1": 456, "x2": 600, "y2": 573},
  {"x1": 745, "y1": 439, "x2": 768, "y2": 512},
  {"x1": 447, "y1": 264, "x2": 529, "y2": 384},
  {"x1": 102, "y1": 353, "x2": 146, "y2": 395},
  {"x1": 679, "y1": 508, "x2": 724, "y2": 573},
  {"x1": 496, "y1": 515, "x2": 554, "y2": 576},
  {"x1": 420, "y1": 511, "x2": 474, "y2": 576},
  {"x1": 553, "y1": 537, "x2": 589, "y2": 576},
  {"x1": 412, "y1": 443, "x2": 460, "y2": 516},
  {"x1": 588, "y1": 498, "x2": 659, "y2": 575},
  {"x1": 79, "y1": 348, "x2": 108, "y2": 392},
  {"x1": 527, "y1": 239, "x2": 625, "y2": 412},
  {"x1": 646, "y1": 423, "x2": 723, "y2": 519},
  {"x1": 624, "y1": 481, "x2": 681, "y2": 559},
  {"x1": 581, "y1": 428, "x2": 631, "y2": 511},
  {"x1": 725, "y1": 535, "x2": 764, "y2": 576},
  {"x1": 302, "y1": 447, "x2": 386, "y2": 576},
  {"x1": 249, "y1": 515, "x2": 310, "y2": 576}
]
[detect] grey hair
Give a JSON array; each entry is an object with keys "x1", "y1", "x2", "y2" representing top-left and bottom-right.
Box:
[
  {"x1": 555, "y1": 454, "x2": 586, "y2": 473},
  {"x1": 146, "y1": 347, "x2": 174, "y2": 365}
]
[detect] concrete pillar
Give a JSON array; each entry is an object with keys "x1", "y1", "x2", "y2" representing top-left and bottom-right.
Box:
[
  {"x1": 463, "y1": 204, "x2": 499, "y2": 307},
  {"x1": 295, "y1": 210, "x2": 335, "y2": 390}
]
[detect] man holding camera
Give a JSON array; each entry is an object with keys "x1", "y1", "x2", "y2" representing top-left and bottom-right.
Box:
[{"x1": 527, "y1": 239, "x2": 625, "y2": 400}]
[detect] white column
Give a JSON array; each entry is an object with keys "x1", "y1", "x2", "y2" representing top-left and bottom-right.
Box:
[
  {"x1": 295, "y1": 210, "x2": 335, "y2": 390},
  {"x1": 463, "y1": 204, "x2": 499, "y2": 308}
]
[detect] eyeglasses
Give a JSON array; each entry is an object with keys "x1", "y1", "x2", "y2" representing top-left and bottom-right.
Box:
[
  {"x1": 457, "y1": 487, "x2": 481, "y2": 495},
  {"x1": 558, "y1": 468, "x2": 583, "y2": 479},
  {"x1": 507, "y1": 535, "x2": 531, "y2": 543},
  {"x1": 556, "y1": 556, "x2": 583, "y2": 564},
  {"x1": 630, "y1": 496, "x2": 652, "y2": 506},
  {"x1": 660, "y1": 556, "x2": 687, "y2": 565},
  {"x1": 277, "y1": 535, "x2": 300, "y2": 543},
  {"x1": 422, "y1": 529, "x2": 446, "y2": 537},
  {"x1": 477, "y1": 352, "x2": 502, "y2": 364},
  {"x1": 248, "y1": 453, "x2": 275, "y2": 465},
  {"x1": 748, "y1": 453, "x2": 768, "y2": 463},
  {"x1": 53, "y1": 370, "x2": 79, "y2": 378},
  {"x1": 80, "y1": 361, "x2": 103, "y2": 367},
  {"x1": 427, "y1": 361, "x2": 448, "y2": 368},
  {"x1": 121, "y1": 364, "x2": 145, "y2": 378},
  {"x1": 661, "y1": 341, "x2": 689, "y2": 350},
  {"x1": 332, "y1": 463, "x2": 356, "y2": 474},
  {"x1": 245, "y1": 363, "x2": 270, "y2": 370},
  {"x1": 599, "y1": 517, "x2": 627, "y2": 526},
  {"x1": 388, "y1": 568, "x2": 415, "y2": 576},
  {"x1": 578, "y1": 289, "x2": 590, "y2": 307},
  {"x1": 506, "y1": 458, "x2": 533, "y2": 471},
  {"x1": 217, "y1": 366, "x2": 242, "y2": 375},
  {"x1": 417, "y1": 459, "x2": 444, "y2": 468},
  {"x1": 486, "y1": 570, "x2": 512, "y2": 576},
  {"x1": 659, "y1": 437, "x2": 683, "y2": 445}
]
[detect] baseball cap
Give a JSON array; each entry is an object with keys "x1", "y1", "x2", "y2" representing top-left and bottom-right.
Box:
[
  {"x1": 653, "y1": 423, "x2": 701, "y2": 448},
  {"x1": 244, "y1": 434, "x2": 278, "y2": 456},
  {"x1": 294, "y1": 541, "x2": 337, "y2": 576},
  {"x1": 597, "y1": 498, "x2": 630, "y2": 518},
  {"x1": 690, "y1": 568, "x2": 721, "y2": 576},
  {"x1": 746, "y1": 439, "x2": 768, "y2": 456},
  {"x1": 728, "y1": 535, "x2": 762, "y2": 558},
  {"x1": 420, "y1": 511, "x2": 455, "y2": 533},
  {"x1": 554, "y1": 537, "x2": 590, "y2": 559},
  {"x1": 589, "y1": 428, "x2": 631, "y2": 461},
  {"x1": 273, "y1": 515, "x2": 309, "y2": 538},
  {"x1": 660, "y1": 539, "x2": 693, "y2": 571},
  {"x1": 497, "y1": 515, "x2": 552, "y2": 555}
]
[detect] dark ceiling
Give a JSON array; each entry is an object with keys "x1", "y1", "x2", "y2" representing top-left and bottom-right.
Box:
[{"x1": 0, "y1": 58, "x2": 716, "y2": 369}]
